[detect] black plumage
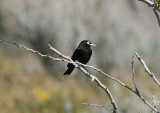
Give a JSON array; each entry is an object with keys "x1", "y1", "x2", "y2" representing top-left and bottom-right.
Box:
[{"x1": 64, "y1": 40, "x2": 96, "y2": 75}]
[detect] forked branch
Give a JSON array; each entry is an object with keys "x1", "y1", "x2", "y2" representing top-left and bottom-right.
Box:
[
  {"x1": 1, "y1": 40, "x2": 159, "y2": 112},
  {"x1": 0, "y1": 40, "x2": 118, "y2": 113},
  {"x1": 134, "y1": 52, "x2": 160, "y2": 87}
]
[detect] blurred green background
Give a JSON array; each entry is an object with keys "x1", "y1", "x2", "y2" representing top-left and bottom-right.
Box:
[{"x1": 0, "y1": 0, "x2": 160, "y2": 113}]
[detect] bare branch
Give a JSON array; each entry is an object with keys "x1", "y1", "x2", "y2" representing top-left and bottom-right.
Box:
[
  {"x1": 138, "y1": 0, "x2": 155, "y2": 6},
  {"x1": 1, "y1": 40, "x2": 159, "y2": 112},
  {"x1": 0, "y1": 40, "x2": 118, "y2": 112},
  {"x1": 74, "y1": 62, "x2": 135, "y2": 92},
  {"x1": 48, "y1": 44, "x2": 78, "y2": 67},
  {"x1": 136, "y1": 106, "x2": 142, "y2": 113},
  {"x1": 82, "y1": 103, "x2": 114, "y2": 111},
  {"x1": 131, "y1": 55, "x2": 139, "y2": 93},
  {"x1": 153, "y1": 9, "x2": 160, "y2": 26},
  {"x1": 49, "y1": 44, "x2": 158, "y2": 112},
  {"x1": 74, "y1": 58, "x2": 158, "y2": 112},
  {"x1": 130, "y1": 54, "x2": 158, "y2": 112},
  {"x1": 0, "y1": 40, "x2": 77, "y2": 66},
  {"x1": 152, "y1": 94, "x2": 156, "y2": 113},
  {"x1": 49, "y1": 44, "x2": 118, "y2": 112},
  {"x1": 134, "y1": 52, "x2": 160, "y2": 87},
  {"x1": 138, "y1": 0, "x2": 160, "y2": 27},
  {"x1": 135, "y1": 90, "x2": 158, "y2": 113}
]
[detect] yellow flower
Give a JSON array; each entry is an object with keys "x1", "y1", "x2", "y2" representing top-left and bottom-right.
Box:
[{"x1": 33, "y1": 87, "x2": 49, "y2": 101}]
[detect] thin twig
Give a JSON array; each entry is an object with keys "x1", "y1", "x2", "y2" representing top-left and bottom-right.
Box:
[
  {"x1": 138, "y1": 0, "x2": 160, "y2": 27},
  {"x1": 152, "y1": 94, "x2": 155, "y2": 113},
  {"x1": 49, "y1": 46, "x2": 159, "y2": 113},
  {"x1": 1, "y1": 40, "x2": 159, "y2": 112},
  {"x1": 0, "y1": 40, "x2": 76, "y2": 66},
  {"x1": 153, "y1": 9, "x2": 160, "y2": 26},
  {"x1": 49, "y1": 44, "x2": 118, "y2": 113},
  {"x1": 131, "y1": 55, "x2": 139, "y2": 93},
  {"x1": 152, "y1": 94, "x2": 156, "y2": 113},
  {"x1": 82, "y1": 103, "x2": 114, "y2": 111},
  {"x1": 74, "y1": 62, "x2": 135, "y2": 92},
  {"x1": 134, "y1": 52, "x2": 160, "y2": 87},
  {"x1": 131, "y1": 55, "x2": 153, "y2": 113},
  {"x1": 138, "y1": 0, "x2": 155, "y2": 6},
  {"x1": 136, "y1": 106, "x2": 142, "y2": 113},
  {"x1": 0, "y1": 40, "x2": 118, "y2": 112},
  {"x1": 74, "y1": 60, "x2": 159, "y2": 112},
  {"x1": 49, "y1": 44, "x2": 158, "y2": 112}
]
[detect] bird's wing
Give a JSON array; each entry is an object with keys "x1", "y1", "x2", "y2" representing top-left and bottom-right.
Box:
[{"x1": 71, "y1": 47, "x2": 82, "y2": 61}]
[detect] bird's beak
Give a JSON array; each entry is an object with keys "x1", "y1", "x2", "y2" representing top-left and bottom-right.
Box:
[{"x1": 89, "y1": 43, "x2": 96, "y2": 46}]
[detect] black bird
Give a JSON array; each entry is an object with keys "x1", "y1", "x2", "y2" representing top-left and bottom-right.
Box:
[{"x1": 63, "y1": 40, "x2": 96, "y2": 75}]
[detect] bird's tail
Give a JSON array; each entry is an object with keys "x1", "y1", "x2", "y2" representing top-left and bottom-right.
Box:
[{"x1": 63, "y1": 64, "x2": 75, "y2": 75}]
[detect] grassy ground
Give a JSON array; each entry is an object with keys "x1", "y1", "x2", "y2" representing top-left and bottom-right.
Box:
[{"x1": 0, "y1": 48, "x2": 100, "y2": 113}]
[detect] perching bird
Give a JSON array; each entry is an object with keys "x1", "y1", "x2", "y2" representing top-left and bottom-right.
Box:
[{"x1": 64, "y1": 40, "x2": 96, "y2": 75}]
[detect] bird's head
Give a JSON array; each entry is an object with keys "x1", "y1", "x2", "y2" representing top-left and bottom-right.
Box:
[{"x1": 79, "y1": 40, "x2": 96, "y2": 48}]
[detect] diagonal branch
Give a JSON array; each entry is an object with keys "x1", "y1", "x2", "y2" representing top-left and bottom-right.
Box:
[
  {"x1": 63, "y1": 54, "x2": 159, "y2": 112},
  {"x1": 49, "y1": 45, "x2": 158, "y2": 112},
  {"x1": 1, "y1": 40, "x2": 159, "y2": 112},
  {"x1": 78, "y1": 66, "x2": 118, "y2": 112},
  {"x1": 153, "y1": 9, "x2": 160, "y2": 26},
  {"x1": 138, "y1": 0, "x2": 155, "y2": 6},
  {"x1": 48, "y1": 44, "x2": 118, "y2": 112},
  {"x1": 0, "y1": 40, "x2": 118, "y2": 113},
  {"x1": 134, "y1": 52, "x2": 160, "y2": 87},
  {"x1": 0, "y1": 40, "x2": 74, "y2": 66}
]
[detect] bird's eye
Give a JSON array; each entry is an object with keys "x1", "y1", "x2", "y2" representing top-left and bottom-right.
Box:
[{"x1": 87, "y1": 41, "x2": 91, "y2": 45}]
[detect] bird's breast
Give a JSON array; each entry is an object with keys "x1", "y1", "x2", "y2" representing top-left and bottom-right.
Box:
[{"x1": 78, "y1": 49, "x2": 92, "y2": 64}]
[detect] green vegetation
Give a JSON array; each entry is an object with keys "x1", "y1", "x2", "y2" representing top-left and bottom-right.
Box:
[{"x1": 153, "y1": 0, "x2": 160, "y2": 10}]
